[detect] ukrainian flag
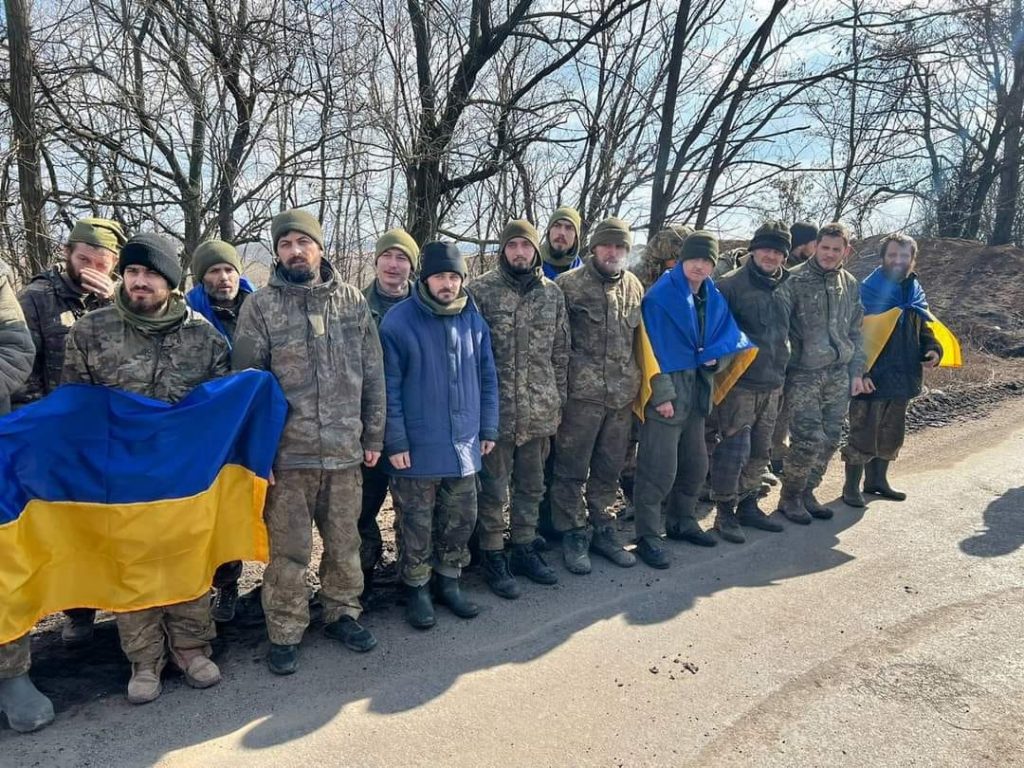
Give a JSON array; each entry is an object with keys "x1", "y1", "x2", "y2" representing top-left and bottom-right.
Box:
[
  {"x1": 0, "y1": 370, "x2": 287, "y2": 643},
  {"x1": 860, "y1": 268, "x2": 961, "y2": 371}
]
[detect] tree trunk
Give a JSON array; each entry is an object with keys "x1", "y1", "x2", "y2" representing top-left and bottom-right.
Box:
[{"x1": 990, "y1": 0, "x2": 1024, "y2": 245}]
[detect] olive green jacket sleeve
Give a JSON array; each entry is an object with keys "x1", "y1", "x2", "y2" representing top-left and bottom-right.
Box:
[{"x1": 0, "y1": 276, "x2": 34, "y2": 413}]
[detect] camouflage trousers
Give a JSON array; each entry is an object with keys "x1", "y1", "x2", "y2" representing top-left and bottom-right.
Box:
[
  {"x1": 477, "y1": 437, "x2": 548, "y2": 550},
  {"x1": 116, "y1": 593, "x2": 215, "y2": 665},
  {"x1": 262, "y1": 468, "x2": 363, "y2": 646},
  {"x1": 842, "y1": 398, "x2": 909, "y2": 465},
  {"x1": 633, "y1": 411, "x2": 708, "y2": 540},
  {"x1": 0, "y1": 635, "x2": 30, "y2": 679},
  {"x1": 710, "y1": 387, "x2": 781, "y2": 503},
  {"x1": 390, "y1": 475, "x2": 477, "y2": 587},
  {"x1": 784, "y1": 365, "x2": 850, "y2": 491},
  {"x1": 550, "y1": 400, "x2": 632, "y2": 532},
  {"x1": 358, "y1": 461, "x2": 391, "y2": 574}
]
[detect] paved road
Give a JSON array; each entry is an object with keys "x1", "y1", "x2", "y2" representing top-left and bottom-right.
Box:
[{"x1": 4, "y1": 399, "x2": 1024, "y2": 768}]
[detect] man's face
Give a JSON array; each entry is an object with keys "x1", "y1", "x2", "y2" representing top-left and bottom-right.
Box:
[
  {"x1": 682, "y1": 258, "x2": 713, "y2": 288},
  {"x1": 547, "y1": 220, "x2": 576, "y2": 254},
  {"x1": 503, "y1": 237, "x2": 537, "y2": 273},
  {"x1": 592, "y1": 242, "x2": 628, "y2": 276},
  {"x1": 814, "y1": 235, "x2": 850, "y2": 271},
  {"x1": 65, "y1": 243, "x2": 116, "y2": 287},
  {"x1": 751, "y1": 247, "x2": 785, "y2": 274},
  {"x1": 123, "y1": 264, "x2": 171, "y2": 315},
  {"x1": 276, "y1": 231, "x2": 322, "y2": 283},
  {"x1": 882, "y1": 242, "x2": 914, "y2": 282},
  {"x1": 425, "y1": 272, "x2": 463, "y2": 305},
  {"x1": 202, "y1": 264, "x2": 240, "y2": 302},
  {"x1": 791, "y1": 242, "x2": 815, "y2": 262},
  {"x1": 376, "y1": 248, "x2": 412, "y2": 290}
]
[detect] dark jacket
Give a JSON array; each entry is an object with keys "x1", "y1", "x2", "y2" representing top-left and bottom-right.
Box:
[
  {"x1": 185, "y1": 279, "x2": 255, "y2": 344},
  {"x1": 0, "y1": 275, "x2": 35, "y2": 415},
  {"x1": 717, "y1": 258, "x2": 792, "y2": 391},
  {"x1": 363, "y1": 279, "x2": 413, "y2": 329},
  {"x1": 380, "y1": 286, "x2": 499, "y2": 478}
]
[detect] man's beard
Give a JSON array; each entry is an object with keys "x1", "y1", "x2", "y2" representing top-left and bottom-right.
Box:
[
  {"x1": 64, "y1": 259, "x2": 85, "y2": 289},
  {"x1": 430, "y1": 289, "x2": 456, "y2": 305},
  {"x1": 208, "y1": 286, "x2": 239, "y2": 304},
  {"x1": 548, "y1": 245, "x2": 569, "y2": 259},
  {"x1": 128, "y1": 294, "x2": 165, "y2": 315},
  {"x1": 505, "y1": 259, "x2": 534, "y2": 275},
  {"x1": 885, "y1": 266, "x2": 909, "y2": 282},
  {"x1": 280, "y1": 262, "x2": 315, "y2": 283}
]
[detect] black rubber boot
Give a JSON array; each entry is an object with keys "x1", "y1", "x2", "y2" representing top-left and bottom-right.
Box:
[
  {"x1": 267, "y1": 644, "x2": 299, "y2": 676},
  {"x1": 324, "y1": 616, "x2": 378, "y2": 653},
  {"x1": 510, "y1": 542, "x2": 558, "y2": 585},
  {"x1": 864, "y1": 458, "x2": 907, "y2": 501},
  {"x1": 665, "y1": 516, "x2": 717, "y2": 547},
  {"x1": 736, "y1": 495, "x2": 784, "y2": 531},
  {"x1": 404, "y1": 584, "x2": 436, "y2": 630},
  {"x1": 842, "y1": 463, "x2": 866, "y2": 507},
  {"x1": 0, "y1": 674, "x2": 54, "y2": 733},
  {"x1": 802, "y1": 488, "x2": 834, "y2": 520},
  {"x1": 635, "y1": 536, "x2": 671, "y2": 569},
  {"x1": 432, "y1": 574, "x2": 479, "y2": 619},
  {"x1": 482, "y1": 550, "x2": 521, "y2": 600}
]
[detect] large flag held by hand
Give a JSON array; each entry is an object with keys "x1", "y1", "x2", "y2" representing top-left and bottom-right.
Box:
[{"x1": 0, "y1": 370, "x2": 287, "y2": 643}]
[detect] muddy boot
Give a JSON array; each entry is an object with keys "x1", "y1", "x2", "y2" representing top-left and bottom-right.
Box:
[
  {"x1": 267, "y1": 643, "x2": 298, "y2": 676},
  {"x1": 561, "y1": 528, "x2": 592, "y2": 575},
  {"x1": 842, "y1": 463, "x2": 866, "y2": 508},
  {"x1": 736, "y1": 495, "x2": 784, "y2": 532},
  {"x1": 127, "y1": 656, "x2": 166, "y2": 704},
  {"x1": 802, "y1": 488, "x2": 834, "y2": 520},
  {"x1": 666, "y1": 516, "x2": 717, "y2": 547},
  {"x1": 635, "y1": 536, "x2": 671, "y2": 569},
  {"x1": 864, "y1": 458, "x2": 906, "y2": 501},
  {"x1": 590, "y1": 525, "x2": 637, "y2": 568},
  {"x1": 713, "y1": 501, "x2": 745, "y2": 544},
  {"x1": 61, "y1": 608, "x2": 96, "y2": 647},
  {"x1": 510, "y1": 542, "x2": 558, "y2": 585},
  {"x1": 324, "y1": 616, "x2": 378, "y2": 653},
  {"x1": 778, "y1": 486, "x2": 812, "y2": 525},
  {"x1": 0, "y1": 675, "x2": 54, "y2": 734},
  {"x1": 172, "y1": 648, "x2": 221, "y2": 690},
  {"x1": 482, "y1": 549, "x2": 521, "y2": 599},
  {"x1": 433, "y1": 574, "x2": 479, "y2": 618},
  {"x1": 211, "y1": 583, "x2": 239, "y2": 623},
  {"x1": 404, "y1": 583, "x2": 436, "y2": 629}
]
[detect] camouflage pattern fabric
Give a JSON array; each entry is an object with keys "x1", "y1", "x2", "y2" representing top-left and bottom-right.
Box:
[
  {"x1": 710, "y1": 387, "x2": 781, "y2": 502},
  {"x1": 0, "y1": 636, "x2": 30, "y2": 679},
  {"x1": 0, "y1": 275, "x2": 33, "y2": 416},
  {"x1": 783, "y1": 365, "x2": 850, "y2": 491},
  {"x1": 843, "y1": 398, "x2": 909, "y2": 464},
  {"x1": 787, "y1": 258, "x2": 865, "y2": 379},
  {"x1": 477, "y1": 437, "x2": 549, "y2": 550},
  {"x1": 115, "y1": 594, "x2": 214, "y2": 665}
]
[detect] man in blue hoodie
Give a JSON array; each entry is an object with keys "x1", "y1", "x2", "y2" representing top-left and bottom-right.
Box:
[{"x1": 380, "y1": 242, "x2": 499, "y2": 630}]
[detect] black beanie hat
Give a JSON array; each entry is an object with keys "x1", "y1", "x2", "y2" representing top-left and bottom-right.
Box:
[
  {"x1": 749, "y1": 220, "x2": 792, "y2": 256},
  {"x1": 790, "y1": 221, "x2": 818, "y2": 249},
  {"x1": 420, "y1": 241, "x2": 467, "y2": 280},
  {"x1": 681, "y1": 230, "x2": 719, "y2": 264},
  {"x1": 119, "y1": 233, "x2": 183, "y2": 288}
]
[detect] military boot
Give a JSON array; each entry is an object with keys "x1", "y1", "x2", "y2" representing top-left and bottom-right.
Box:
[
  {"x1": 0, "y1": 674, "x2": 54, "y2": 734},
  {"x1": 842, "y1": 463, "x2": 866, "y2": 508},
  {"x1": 324, "y1": 616, "x2": 378, "y2": 653},
  {"x1": 127, "y1": 656, "x2": 166, "y2": 704},
  {"x1": 433, "y1": 574, "x2": 480, "y2": 619},
  {"x1": 267, "y1": 643, "x2": 299, "y2": 676},
  {"x1": 171, "y1": 648, "x2": 221, "y2": 690},
  {"x1": 211, "y1": 583, "x2": 239, "y2": 623},
  {"x1": 510, "y1": 542, "x2": 559, "y2": 585},
  {"x1": 802, "y1": 488, "x2": 834, "y2": 519},
  {"x1": 713, "y1": 501, "x2": 745, "y2": 544},
  {"x1": 482, "y1": 549, "x2": 521, "y2": 600},
  {"x1": 778, "y1": 485, "x2": 812, "y2": 525},
  {"x1": 665, "y1": 516, "x2": 717, "y2": 547},
  {"x1": 864, "y1": 458, "x2": 907, "y2": 501},
  {"x1": 561, "y1": 528, "x2": 592, "y2": 575},
  {"x1": 405, "y1": 583, "x2": 436, "y2": 629},
  {"x1": 635, "y1": 536, "x2": 671, "y2": 569},
  {"x1": 590, "y1": 525, "x2": 637, "y2": 568},
  {"x1": 736, "y1": 495, "x2": 784, "y2": 532},
  {"x1": 61, "y1": 608, "x2": 96, "y2": 647}
]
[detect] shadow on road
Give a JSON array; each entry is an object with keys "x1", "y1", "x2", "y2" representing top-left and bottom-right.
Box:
[{"x1": 959, "y1": 486, "x2": 1024, "y2": 557}]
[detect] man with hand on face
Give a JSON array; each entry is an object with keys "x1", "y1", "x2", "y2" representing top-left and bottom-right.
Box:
[
  {"x1": 550, "y1": 218, "x2": 642, "y2": 574},
  {"x1": 232, "y1": 209, "x2": 386, "y2": 676},
  {"x1": 380, "y1": 242, "x2": 498, "y2": 630},
  {"x1": 62, "y1": 233, "x2": 230, "y2": 705},
  {"x1": 469, "y1": 220, "x2": 570, "y2": 599},
  {"x1": 15, "y1": 217, "x2": 126, "y2": 647},
  {"x1": 540, "y1": 206, "x2": 583, "y2": 280},
  {"x1": 779, "y1": 222, "x2": 866, "y2": 524}
]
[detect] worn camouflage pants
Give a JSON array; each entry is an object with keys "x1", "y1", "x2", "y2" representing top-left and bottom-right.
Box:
[
  {"x1": 116, "y1": 593, "x2": 215, "y2": 665},
  {"x1": 710, "y1": 387, "x2": 781, "y2": 503},
  {"x1": 477, "y1": 437, "x2": 548, "y2": 550},
  {"x1": 550, "y1": 400, "x2": 632, "y2": 532},
  {"x1": 843, "y1": 398, "x2": 909, "y2": 464},
  {"x1": 0, "y1": 636, "x2": 30, "y2": 679},
  {"x1": 784, "y1": 365, "x2": 850, "y2": 491},
  {"x1": 262, "y1": 468, "x2": 363, "y2": 645},
  {"x1": 390, "y1": 475, "x2": 477, "y2": 587},
  {"x1": 358, "y1": 461, "x2": 391, "y2": 574}
]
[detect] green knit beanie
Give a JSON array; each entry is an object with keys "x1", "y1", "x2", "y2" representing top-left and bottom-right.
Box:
[
  {"x1": 500, "y1": 219, "x2": 541, "y2": 255},
  {"x1": 588, "y1": 217, "x2": 633, "y2": 251},
  {"x1": 681, "y1": 230, "x2": 718, "y2": 264},
  {"x1": 68, "y1": 217, "x2": 127, "y2": 255},
  {"x1": 271, "y1": 208, "x2": 324, "y2": 251},
  {"x1": 749, "y1": 220, "x2": 792, "y2": 256},
  {"x1": 374, "y1": 228, "x2": 420, "y2": 271},
  {"x1": 191, "y1": 240, "x2": 242, "y2": 283},
  {"x1": 546, "y1": 206, "x2": 581, "y2": 239}
]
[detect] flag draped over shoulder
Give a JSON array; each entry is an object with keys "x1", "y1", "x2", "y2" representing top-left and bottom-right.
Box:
[
  {"x1": 860, "y1": 267, "x2": 961, "y2": 371},
  {"x1": 0, "y1": 370, "x2": 287, "y2": 643},
  {"x1": 634, "y1": 266, "x2": 757, "y2": 419}
]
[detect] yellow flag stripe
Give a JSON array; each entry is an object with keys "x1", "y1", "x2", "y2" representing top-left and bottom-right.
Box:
[
  {"x1": 713, "y1": 347, "x2": 759, "y2": 406},
  {"x1": 633, "y1": 317, "x2": 662, "y2": 421}
]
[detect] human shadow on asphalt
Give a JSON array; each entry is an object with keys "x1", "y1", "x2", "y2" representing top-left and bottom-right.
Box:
[
  {"x1": 4, "y1": 498, "x2": 865, "y2": 763},
  {"x1": 959, "y1": 486, "x2": 1024, "y2": 557}
]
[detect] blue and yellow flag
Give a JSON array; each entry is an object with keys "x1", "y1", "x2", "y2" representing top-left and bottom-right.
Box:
[
  {"x1": 634, "y1": 266, "x2": 757, "y2": 420},
  {"x1": 0, "y1": 370, "x2": 287, "y2": 643},
  {"x1": 860, "y1": 268, "x2": 961, "y2": 371}
]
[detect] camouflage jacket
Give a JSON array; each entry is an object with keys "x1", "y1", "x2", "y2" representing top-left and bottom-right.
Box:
[
  {"x1": 787, "y1": 257, "x2": 865, "y2": 378},
  {"x1": 233, "y1": 261, "x2": 386, "y2": 471},
  {"x1": 62, "y1": 301, "x2": 230, "y2": 402},
  {"x1": 556, "y1": 258, "x2": 642, "y2": 409},
  {"x1": 363, "y1": 279, "x2": 413, "y2": 329},
  {"x1": 0, "y1": 275, "x2": 34, "y2": 415},
  {"x1": 468, "y1": 262, "x2": 569, "y2": 445},
  {"x1": 15, "y1": 267, "x2": 112, "y2": 405},
  {"x1": 712, "y1": 248, "x2": 748, "y2": 280}
]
